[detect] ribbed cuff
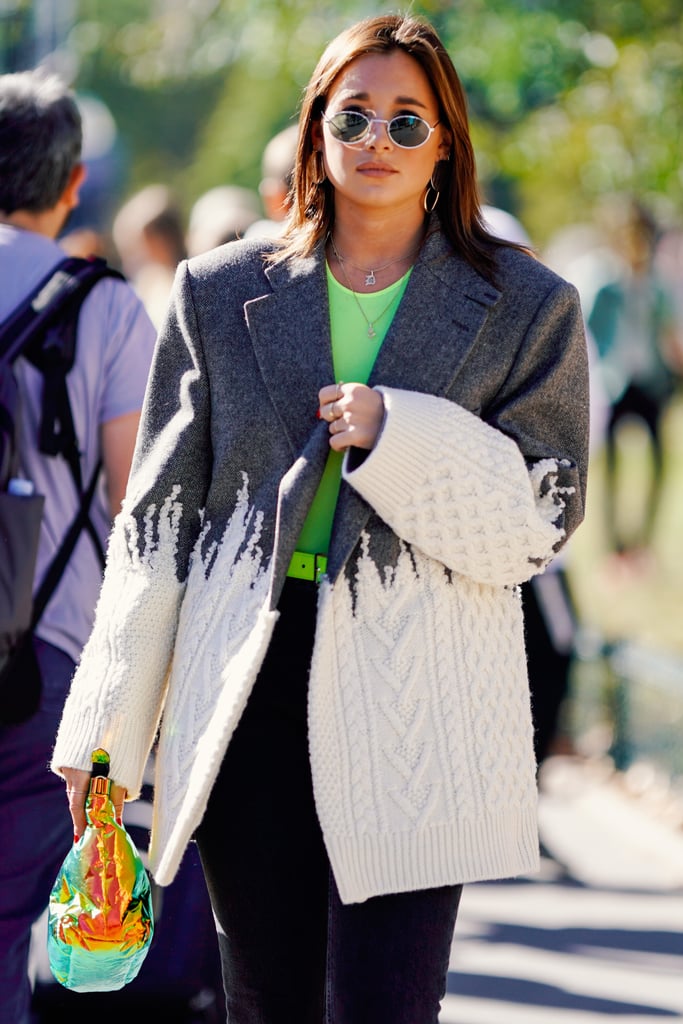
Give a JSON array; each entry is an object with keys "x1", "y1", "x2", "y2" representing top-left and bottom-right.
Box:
[{"x1": 344, "y1": 386, "x2": 524, "y2": 521}]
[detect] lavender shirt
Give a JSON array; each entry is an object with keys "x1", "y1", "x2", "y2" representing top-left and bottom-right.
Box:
[{"x1": 1, "y1": 225, "x2": 157, "y2": 662}]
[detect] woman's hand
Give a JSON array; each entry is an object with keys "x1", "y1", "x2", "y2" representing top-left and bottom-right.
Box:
[
  {"x1": 318, "y1": 382, "x2": 384, "y2": 451},
  {"x1": 63, "y1": 767, "x2": 127, "y2": 841}
]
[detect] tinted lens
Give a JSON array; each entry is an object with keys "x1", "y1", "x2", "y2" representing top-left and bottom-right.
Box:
[
  {"x1": 327, "y1": 111, "x2": 370, "y2": 143},
  {"x1": 388, "y1": 115, "x2": 431, "y2": 148},
  {"x1": 324, "y1": 111, "x2": 433, "y2": 148}
]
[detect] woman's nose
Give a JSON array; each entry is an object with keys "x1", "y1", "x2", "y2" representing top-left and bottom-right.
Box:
[{"x1": 364, "y1": 118, "x2": 391, "y2": 147}]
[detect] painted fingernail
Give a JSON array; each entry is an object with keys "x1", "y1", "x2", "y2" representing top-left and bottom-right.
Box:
[
  {"x1": 73, "y1": 833, "x2": 80, "y2": 843},
  {"x1": 315, "y1": 408, "x2": 321, "y2": 419}
]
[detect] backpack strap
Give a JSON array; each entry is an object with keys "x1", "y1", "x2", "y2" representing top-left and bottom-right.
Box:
[
  {"x1": 1, "y1": 255, "x2": 123, "y2": 482},
  {"x1": 30, "y1": 457, "x2": 104, "y2": 627},
  {"x1": 1, "y1": 257, "x2": 125, "y2": 623},
  {"x1": 14, "y1": 258, "x2": 123, "y2": 476},
  {"x1": 0, "y1": 257, "x2": 123, "y2": 365}
]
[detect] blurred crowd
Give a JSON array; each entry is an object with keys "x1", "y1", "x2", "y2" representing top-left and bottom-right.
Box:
[{"x1": 60, "y1": 122, "x2": 299, "y2": 321}]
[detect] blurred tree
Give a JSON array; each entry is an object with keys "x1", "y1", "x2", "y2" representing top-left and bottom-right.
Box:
[
  {"x1": 0, "y1": 1, "x2": 33, "y2": 72},
  {"x1": 428, "y1": 0, "x2": 683, "y2": 241},
  {"x1": 33, "y1": 0, "x2": 683, "y2": 240}
]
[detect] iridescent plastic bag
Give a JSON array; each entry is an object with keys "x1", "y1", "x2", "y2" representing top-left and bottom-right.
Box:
[{"x1": 47, "y1": 749, "x2": 154, "y2": 992}]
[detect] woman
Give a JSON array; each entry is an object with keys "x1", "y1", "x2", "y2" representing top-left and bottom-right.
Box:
[{"x1": 53, "y1": 14, "x2": 589, "y2": 1023}]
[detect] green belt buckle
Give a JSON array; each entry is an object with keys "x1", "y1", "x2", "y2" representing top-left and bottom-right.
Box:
[{"x1": 287, "y1": 550, "x2": 328, "y2": 582}]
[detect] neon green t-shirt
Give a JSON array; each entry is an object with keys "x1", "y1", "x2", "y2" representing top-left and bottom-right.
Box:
[{"x1": 295, "y1": 264, "x2": 412, "y2": 556}]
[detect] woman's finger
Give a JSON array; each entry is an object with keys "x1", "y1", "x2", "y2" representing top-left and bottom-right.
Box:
[
  {"x1": 318, "y1": 381, "x2": 345, "y2": 416},
  {"x1": 111, "y1": 782, "x2": 127, "y2": 824},
  {"x1": 63, "y1": 768, "x2": 90, "y2": 841},
  {"x1": 63, "y1": 767, "x2": 127, "y2": 839}
]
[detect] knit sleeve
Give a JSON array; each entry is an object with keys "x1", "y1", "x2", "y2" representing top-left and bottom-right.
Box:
[
  {"x1": 343, "y1": 281, "x2": 588, "y2": 587},
  {"x1": 51, "y1": 261, "x2": 212, "y2": 799}
]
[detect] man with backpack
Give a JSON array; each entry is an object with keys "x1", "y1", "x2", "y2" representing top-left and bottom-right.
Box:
[{"x1": 0, "y1": 70, "x2": 156, "y2": 1023}]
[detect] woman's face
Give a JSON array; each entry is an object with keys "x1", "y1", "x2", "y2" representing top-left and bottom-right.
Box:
[{"x1": 314, "y1": 49, "x2": 451, "y2": 220}]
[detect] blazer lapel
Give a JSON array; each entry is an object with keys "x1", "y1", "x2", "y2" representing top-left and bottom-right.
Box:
[
  {"x1": 245, "y1": 246, "x2": 337, "y2": 598},
  {"x1": 245, "y1": 249, "x2": 334, "y2": 456},
  {"x1": 369, "y1": 231, "x2": 501, "y2": 394},
  {"x1": 328, "y1": 230, "x2": 502, "y2": 580},
  {"x1": 242, "y1": 232, "x2": 503, "y2": 586}
]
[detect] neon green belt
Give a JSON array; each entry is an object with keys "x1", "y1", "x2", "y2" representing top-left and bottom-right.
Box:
[{"x1": 287, "y1": 550, "x2": 328, "y2": 583}]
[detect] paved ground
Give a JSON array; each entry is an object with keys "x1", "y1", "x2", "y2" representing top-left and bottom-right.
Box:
[{"x1": 440, "y1": 757, "x2": 683, "y2": 1023}]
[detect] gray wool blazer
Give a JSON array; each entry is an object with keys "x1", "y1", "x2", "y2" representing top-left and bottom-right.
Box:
[
  {"x1": 133, "y1": 225, "x2": 588, "y2": 599},
  {"x1": 53, "y1": 224, "x2": 589, "y2": 899}
]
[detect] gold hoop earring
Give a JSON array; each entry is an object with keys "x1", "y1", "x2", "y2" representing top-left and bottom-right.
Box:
[
  {"x1": 311, "y1": 150, "x2": 327, "y2": 186},
  {"x1": 423, "y1": 174, "x2": 440, "y2": 213}
]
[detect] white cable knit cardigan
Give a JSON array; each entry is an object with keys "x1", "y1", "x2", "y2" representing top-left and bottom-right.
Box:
[{"x1": 52, "y1": 229, "x2": 589, "y2": 904}]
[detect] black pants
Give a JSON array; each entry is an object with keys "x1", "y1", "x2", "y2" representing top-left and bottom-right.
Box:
[
  {"x1": 195, "y1": 579, "x2": 462, "y2": 1024},
  {"x1": 523, "y1": 570, "x2": 575, "y2": 765},
  {"x1": 605, "y1": 383, "x2": 668, "y2": 551},
  {"x1": 0, "y1": 638, "x2": 76, "y2": 1024}
]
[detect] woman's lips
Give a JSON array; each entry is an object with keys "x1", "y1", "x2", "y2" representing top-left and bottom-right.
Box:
[{"x1": 356, "y1": 162, "x2": 396, "y2": 177}]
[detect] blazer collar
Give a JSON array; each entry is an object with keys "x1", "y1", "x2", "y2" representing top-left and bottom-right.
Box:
[
  {"x1": 244, "y1": 227, "x2": 502, "y2": 582},
  {"x1": 245, "y1": 229, "x2": 500, "y2": 446},
  {"x1": 369, "y1": 226, "x2": 501, "y2": 391}
]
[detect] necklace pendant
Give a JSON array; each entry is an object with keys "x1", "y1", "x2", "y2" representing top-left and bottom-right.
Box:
[
  {"x1": 364, "y1": 271, "x2": 376, "y2": 286},
  {"x1": 367, "y1": 323, "x2": 377, "y2": 338}
]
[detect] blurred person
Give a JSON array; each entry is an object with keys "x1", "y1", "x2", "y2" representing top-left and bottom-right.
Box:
[
  {"x1": 66, "y1": 92, "x2": 124, "y2": 245},
  {"x1": 112, "y1": 183, "x2": 187, "y2": 328},
  {"x1": 482, "y1": 204, "x2": 605, "y2": 765},
  {"x1": 587, "y1": 196, "x2": 680, "y2": 561},
  {"x1": 655, "y1": 224, "x2": 683, "y2": 367},
  {"x1": 528, "y1": 322, "x2": 610, "y2": 766},
  {"x1": 485, "y1": 207, "x2": 614, "y2": 760},
  {"x1": 245, "y1": 122, "x2": 298, "y2": 239},
  {"x1": 0, "y1": 70, "x2": 156, "y2": 1024},
  {"x1": 58, "y1": 225, "x2": 111, "y2": 260},
  {"x1": 52, "y1": 14, "x2": 588, "y2": 1023},
  {"x1": 481, "y1": 204, "x2": 576, "y2": 763},
  {"x1": 482, "y1": 202, "x2": 532, "y2": 248},
  {"x1": 186, "y1": 184, "x2": 260, "y2": 257},
  {"x1": 543, "y1": 221, "x2": 621, "y2": 322}
]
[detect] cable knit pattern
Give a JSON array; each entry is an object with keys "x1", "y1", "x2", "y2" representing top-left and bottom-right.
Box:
[
  {"x1": 52, "y1": 475, "x2": 278, "y2": 881},
  {"x1": 51, "y1": 232, "x2": 589, "y2": 902},
  {"x1": 309, "y1": 540, "x2": 538, "y2": 904},
  {"x1": 150, "y1": 476, "x2": 277, "y2": 882},
  {"x1": 345, "y1": 387, "x2": 570, "y2": 586},
  {"x1": 51, "y1": 489, "x2": 186, "y2": 798}
]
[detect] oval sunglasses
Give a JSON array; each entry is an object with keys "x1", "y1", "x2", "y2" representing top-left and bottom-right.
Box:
[{"x1": 322, "y1": 110, "x2": 439, "y2": 149}]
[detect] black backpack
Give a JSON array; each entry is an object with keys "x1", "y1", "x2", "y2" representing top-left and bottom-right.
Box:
[{"x1": 0, "y1": 256, "x2": 123, "y2": 724}]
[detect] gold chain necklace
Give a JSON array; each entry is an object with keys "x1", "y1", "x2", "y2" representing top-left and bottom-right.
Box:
[
  {"x1": 331, "y1": 237, "x2": 421, "y2": 286},
  {"x1": 329, "y1": 236, "x2": 407, "y2": 338}
]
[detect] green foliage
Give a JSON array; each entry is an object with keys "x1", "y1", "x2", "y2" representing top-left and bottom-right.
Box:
[
  {"x1": 431, "y1": 0, "x2": 683, "y2": 240},
  {"x1": 50, "y1": 1, "x2": 683, "y2": 237}
]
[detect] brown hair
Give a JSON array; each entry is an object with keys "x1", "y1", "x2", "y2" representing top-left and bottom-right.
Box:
[{"x1": 276, "y1": 13, "x2": 501, "y2": 280}]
